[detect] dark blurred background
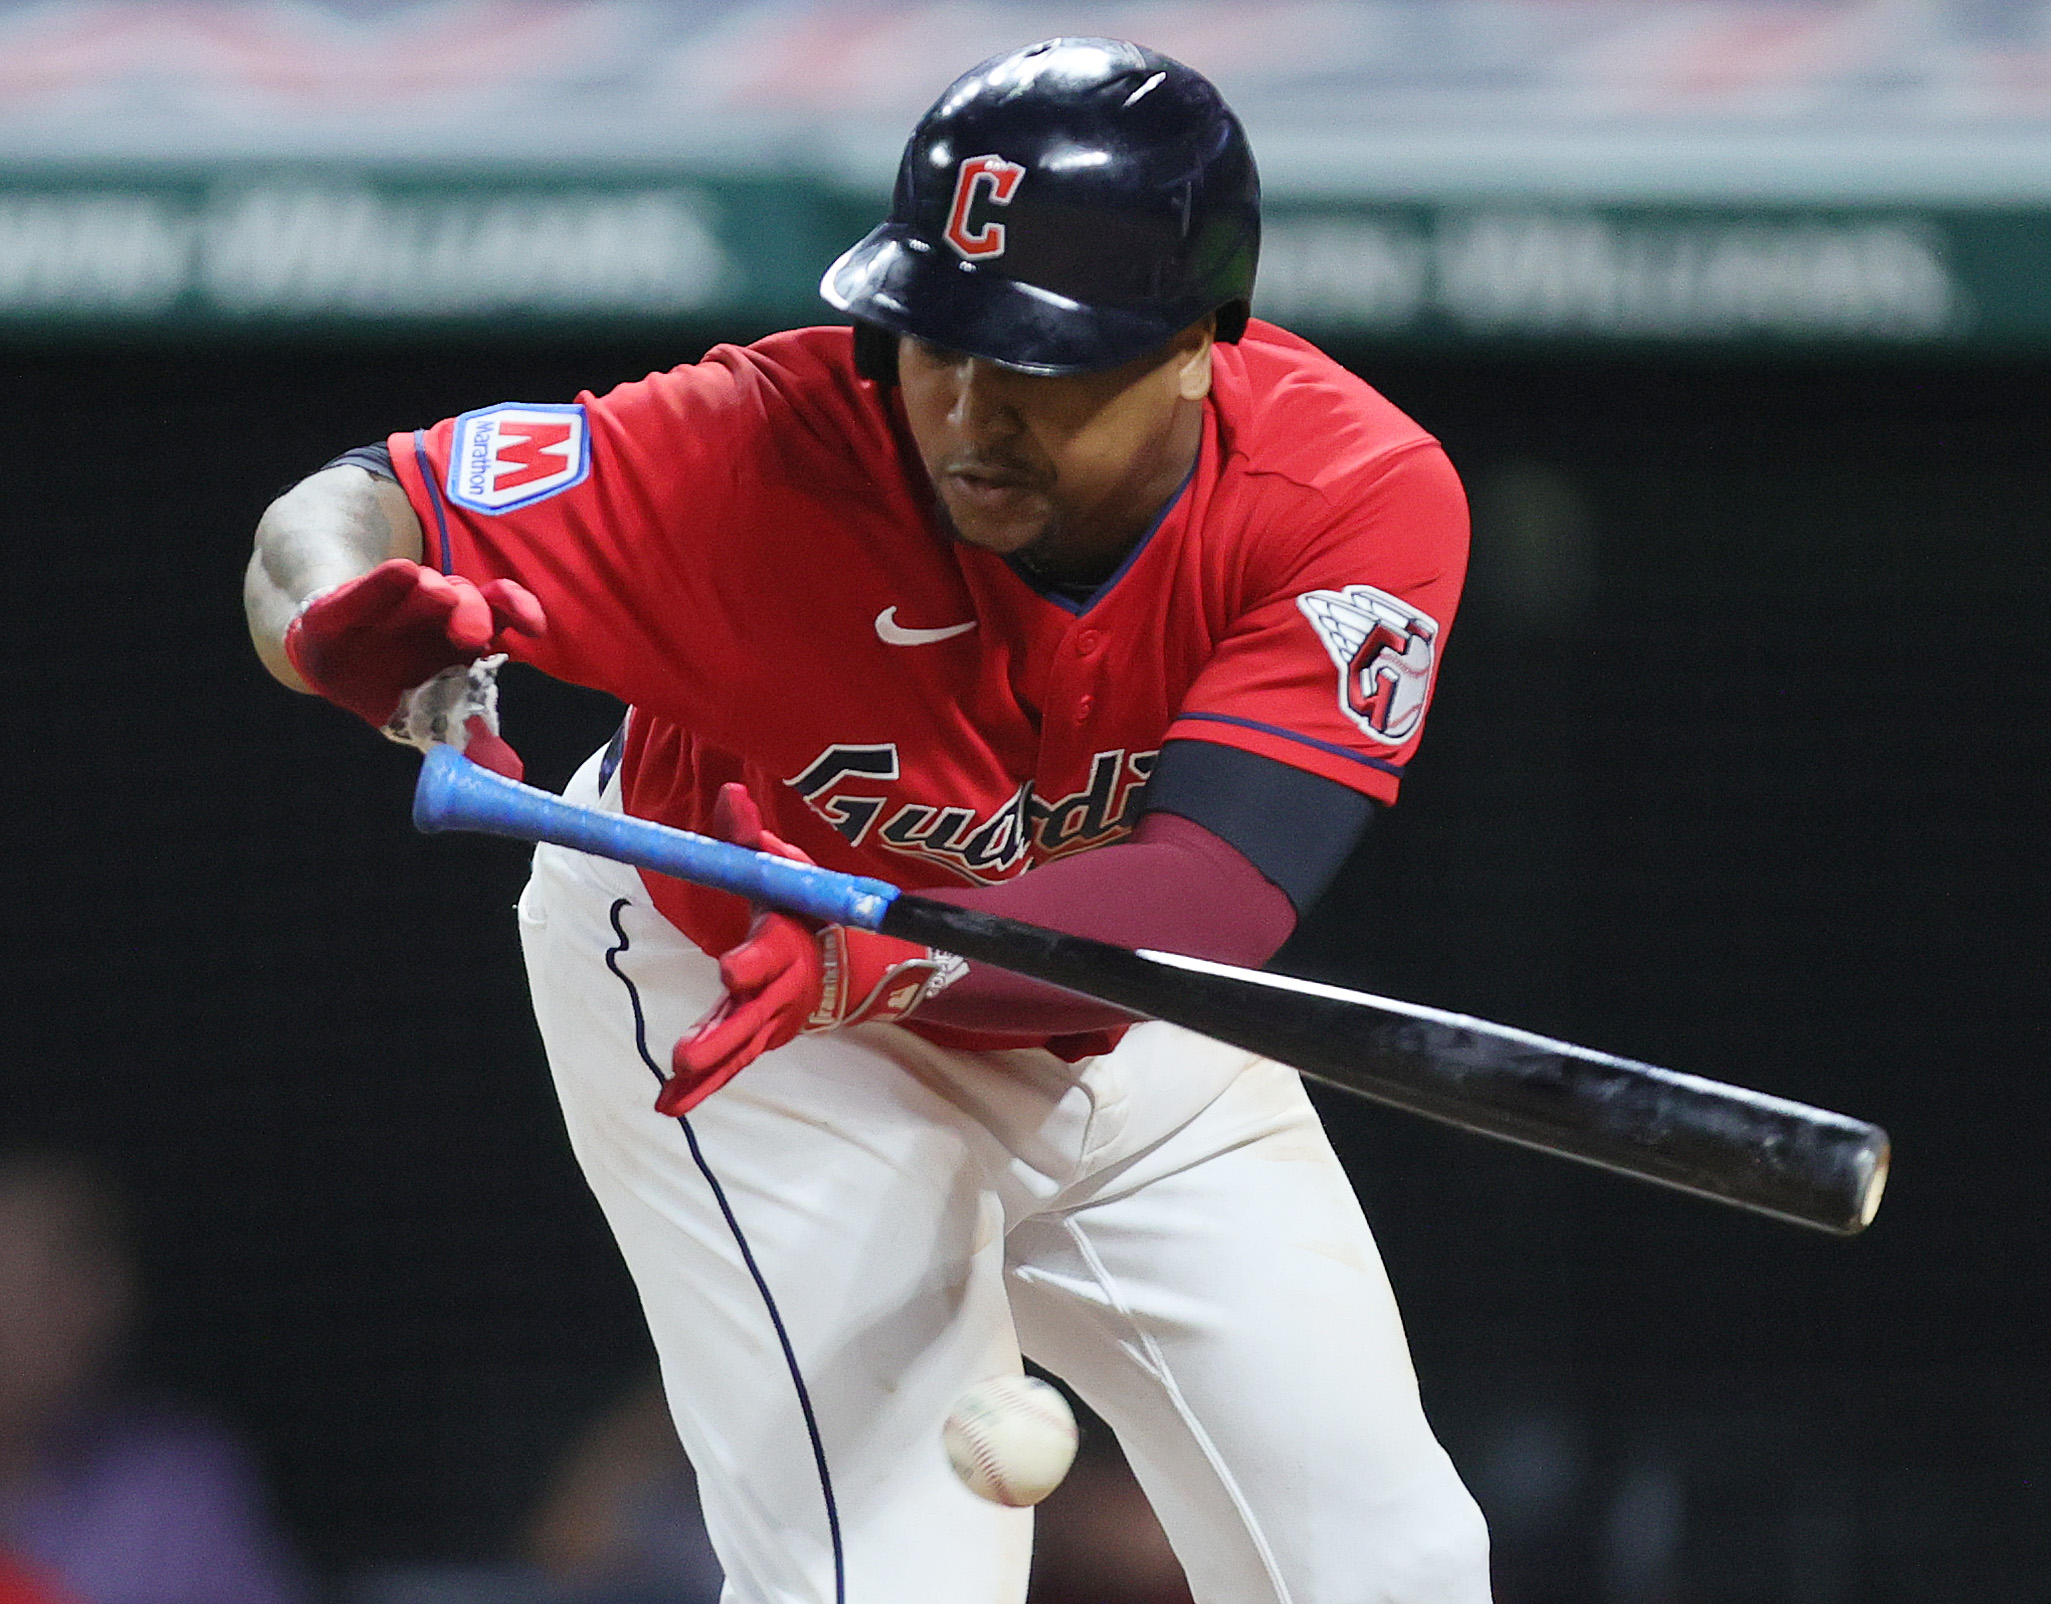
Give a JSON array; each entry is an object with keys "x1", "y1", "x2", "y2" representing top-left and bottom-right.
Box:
[
  {"x1": 2, "y1": 4, "x2": 2049, "y2": 1602},
  {"x1": 5, "y1": 334, "x2": 2044, "y2": 1602}
]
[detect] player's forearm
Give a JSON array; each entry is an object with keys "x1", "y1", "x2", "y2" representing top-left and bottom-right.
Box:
[
  {"x1": 245, "y1": 466, "x2": 425, "y2": 690},
  {"x1": 911, "y1": 811, "x2": 1297, "y2": 1036}
]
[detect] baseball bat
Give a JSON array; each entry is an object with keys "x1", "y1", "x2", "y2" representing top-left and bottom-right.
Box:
[{"x1": 413, "y1": 746, "x2": 1889, "y2": 1235}]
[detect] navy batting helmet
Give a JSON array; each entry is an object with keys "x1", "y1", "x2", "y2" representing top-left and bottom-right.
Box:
[{"x1": 821, "y1": 37, "x2": 1260, "y2": 380}]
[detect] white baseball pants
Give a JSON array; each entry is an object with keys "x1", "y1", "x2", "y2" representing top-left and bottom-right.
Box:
[{"x1": 516, "y1": 747, "x2": 1490, "y2": 1604}]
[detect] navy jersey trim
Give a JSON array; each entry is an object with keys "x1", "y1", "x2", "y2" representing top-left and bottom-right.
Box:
[
  {"x1": 597, "y1": 718, "x2": 629, "y2": 794},
  {"x1": 1007, "y1": 459, "x2": 1196, "y2": 616},
  {"x1": 1140, "y1": 739, "x2": 1375, "y2": 913},
  {"x1": 412, "y1": 429, "x2": 456, "y2": 575},
  {"x1": 1174, "y1": 711, "x2": 1408, "y2": 780},
  {"x1": 602, "y1": 899, "x2": 846, "y2": 1604},
  {"x1": 320, "y1": 443, "x2": 399, "y2": 483}
]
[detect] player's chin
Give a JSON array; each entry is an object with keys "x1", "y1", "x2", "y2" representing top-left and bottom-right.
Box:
[{"x1": 936, "y1": 482, "x2": 1053, "y2": 556}]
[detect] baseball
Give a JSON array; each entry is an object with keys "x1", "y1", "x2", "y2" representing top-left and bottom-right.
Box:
[{"x1": 942, "y1": 1375, "x2": 1079, "y2": 1506}]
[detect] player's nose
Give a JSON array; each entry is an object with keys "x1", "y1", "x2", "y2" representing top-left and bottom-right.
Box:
[{"x1": 945, "y1": 357, "x2": 1024, "y2": 440}]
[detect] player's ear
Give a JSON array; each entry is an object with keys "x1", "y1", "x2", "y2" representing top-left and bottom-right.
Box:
[
  {"x1": 852, "y1": 321, "x2": 900, "y2": 385},
  {"x1": 1174, "y1": 315, "x2": 1216, "y2": 402}
]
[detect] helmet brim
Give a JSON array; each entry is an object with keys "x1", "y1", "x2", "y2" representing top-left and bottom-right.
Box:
[{"x1": 821, "y1": 223, "x2": 1189, "y2": 378}]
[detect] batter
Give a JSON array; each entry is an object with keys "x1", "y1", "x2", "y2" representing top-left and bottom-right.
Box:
[{"x1": 246, "y1": 38, "x2": 1490, "y2": 1604}]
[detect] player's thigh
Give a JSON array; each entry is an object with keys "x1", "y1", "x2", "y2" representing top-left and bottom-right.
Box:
[
  {"x1": 1006, "y1": 1056, "x2": 1490, "y2": 1604},
  {"x1": 517, "y1": 843, "x2": 1033, "y2": 1602}
]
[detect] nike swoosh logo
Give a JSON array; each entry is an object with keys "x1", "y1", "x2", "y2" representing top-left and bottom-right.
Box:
[{"x1": 875, "y1": 607, "x2": 978, "y2": 646}]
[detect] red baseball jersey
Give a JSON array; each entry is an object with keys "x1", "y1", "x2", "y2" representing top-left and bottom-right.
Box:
[
  {"x1": 0, "y1": 1552, "x2": 75, "y2": 1604},
  {"x1": 389, "y1": 319, "x2": 1467, "y2": 959}
]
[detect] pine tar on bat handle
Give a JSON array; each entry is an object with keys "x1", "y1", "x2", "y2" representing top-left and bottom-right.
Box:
[{"x1": 414, "y1": 746, "x2": 1890, "y2": 1235}]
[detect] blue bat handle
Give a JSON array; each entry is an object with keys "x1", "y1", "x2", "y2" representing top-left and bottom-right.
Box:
[{"x1": 413, "y1": 745, "x2": 900, "y2": 931}]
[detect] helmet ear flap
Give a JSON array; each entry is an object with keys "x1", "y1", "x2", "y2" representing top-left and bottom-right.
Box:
[
  {"x1": 1214, "y1": 299, "x2": 1250, "y2": 344},
  {"x1": 852, "y1": 321, "x2": 900, "y2": 385}
]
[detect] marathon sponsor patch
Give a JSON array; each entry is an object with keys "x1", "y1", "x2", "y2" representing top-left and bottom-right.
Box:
[
  {"x1": 1298, "y1": 584, "x2": 1440, "y2": 745},
  {"x1": 446, "y1": 403, "x2": 590, "y2": 513}
]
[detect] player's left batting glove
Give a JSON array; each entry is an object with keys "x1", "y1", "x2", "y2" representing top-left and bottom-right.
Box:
[{"x1": 658, "y1": 785, "x2": 964, "y2": 1117}]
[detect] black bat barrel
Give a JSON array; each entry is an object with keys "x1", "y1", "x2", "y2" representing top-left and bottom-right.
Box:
[
  {"x1": 409, "y1": 751, "x2": 1887, "y2": 1236},
  {"x1": 883, "y1": 895, "x2": 1889, "y2": 1236}
]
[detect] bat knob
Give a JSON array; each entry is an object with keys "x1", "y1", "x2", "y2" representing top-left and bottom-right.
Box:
[{"x1": 413, "y1": 742, "x2": 501, "y2": 834}]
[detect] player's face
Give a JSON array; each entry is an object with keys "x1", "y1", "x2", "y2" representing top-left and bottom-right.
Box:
[{"x1": 898, "y1": 322, "x2": 1214, "y2": 581}]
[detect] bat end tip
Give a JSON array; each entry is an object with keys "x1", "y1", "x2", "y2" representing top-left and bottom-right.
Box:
[{"x1": 1852, "y1": 1132, "x2": 1891, "y2": 1232}]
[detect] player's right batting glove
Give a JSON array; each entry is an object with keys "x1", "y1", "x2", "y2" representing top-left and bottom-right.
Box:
[
  {"x1": 284, "y1": 558, "x2": 545, "y2": 780},
  {"x1": 658, "y1": 785, "x2": 964, "y2": 1116}
]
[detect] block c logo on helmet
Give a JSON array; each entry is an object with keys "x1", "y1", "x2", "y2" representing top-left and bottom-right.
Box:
[{"x1": 944, "y1": 155, "x2": 1027, "y2": 259}]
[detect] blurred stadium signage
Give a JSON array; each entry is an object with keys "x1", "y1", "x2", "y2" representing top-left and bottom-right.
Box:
[
  {"x1": 1258, "y1": 210, "x2": 1975, "y2": 344},
  {"x1": 0, "y1": 184, "x2": 743, "y2": 322},
  {"x1": 5, "y1": 0, "x2": 2051, "y2": 348},
  {"x1": 3, "y1": 177, "x2": 2044, "y2": 350}
]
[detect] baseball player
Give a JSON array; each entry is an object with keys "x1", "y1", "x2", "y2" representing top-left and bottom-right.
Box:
[{"x1": 246, "y1": 38, "x2": 1489, "y2": 1604}]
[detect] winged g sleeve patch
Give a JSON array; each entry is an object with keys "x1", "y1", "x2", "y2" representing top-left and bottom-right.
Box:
[{"x1": 1297, "y1": 585, "x2": 1441, "y2": 745}]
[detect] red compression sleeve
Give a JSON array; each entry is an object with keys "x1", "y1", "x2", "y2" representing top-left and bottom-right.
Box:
[{"x1": 910, "y1": 811, "x2": 1296, "y2": 1037}]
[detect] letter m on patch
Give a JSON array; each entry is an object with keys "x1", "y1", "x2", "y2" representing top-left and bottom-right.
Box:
[{"x1": 447, "y1": 402, "x2": 591, "y2": 513}]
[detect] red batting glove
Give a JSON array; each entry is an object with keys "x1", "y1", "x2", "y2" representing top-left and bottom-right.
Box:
[
  {"x1": 283, "y1": 558, "x2": 546, "y2": 728},
  {"x1": 657, "y1": 785, "x2": 964, "y2": 1117}
]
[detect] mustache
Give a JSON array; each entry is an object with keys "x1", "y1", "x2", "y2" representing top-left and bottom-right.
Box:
[{"x1": 938, "y1": 453, "x2": 1047, "y2": 487}]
